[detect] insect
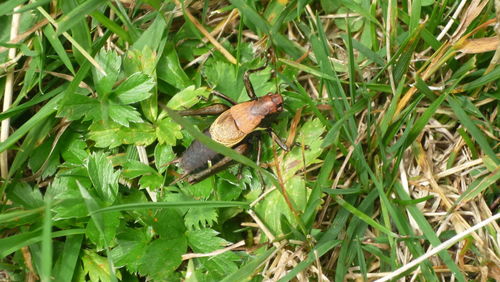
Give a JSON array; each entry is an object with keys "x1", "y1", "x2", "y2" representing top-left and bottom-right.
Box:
[{"x1": 175, "y1": 66, "x2": 286, "y2": 184}]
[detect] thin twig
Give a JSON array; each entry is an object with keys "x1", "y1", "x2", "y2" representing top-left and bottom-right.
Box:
[
  {"x1": 1, "y1": 6, "x2": 22, "y2": 178},
  {"x1": 182, "y1": 240, "x2": 246, "y2": 260},
  {"x1": 137, "y1": 145, "x2": 157, "y2": 202}
]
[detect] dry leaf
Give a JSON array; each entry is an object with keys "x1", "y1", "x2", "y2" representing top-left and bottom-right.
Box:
[{"x1": 458, "y1": 37, "x2": 499, "y2": 54}]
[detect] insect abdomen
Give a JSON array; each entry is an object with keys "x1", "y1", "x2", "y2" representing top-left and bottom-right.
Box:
[{"x1": 179, "y1": 130, "x2": 222, "y2": 174}]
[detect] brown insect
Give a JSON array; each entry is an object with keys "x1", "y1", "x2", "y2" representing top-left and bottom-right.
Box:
[{"x1": 175, "y1": 67, "x2": 286, "y2": 184}]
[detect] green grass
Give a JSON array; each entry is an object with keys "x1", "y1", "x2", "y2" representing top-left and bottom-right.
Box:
[{"x1": 1, "y1": 0, "x2": 499, "y2": 281}]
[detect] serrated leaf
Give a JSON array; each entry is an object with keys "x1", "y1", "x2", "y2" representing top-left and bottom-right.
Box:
[
  {"x1": 124, "y1": 47, "x2": 157, "y2": 76},
  {"x1": 203, "y1": 61, "x2": 240, "y2": 101},
  {"x1": 124, "y1": 123, "x2": 157, "y2": 145},
  {"x1": 49, "y1": 169, "x2": 90, "y2": 219},
  {"x1": 88, "y1": 121, "x2": 122, "y2": 148},
  {"x1": 82, "y1": 250, "x2": 122, "y2": 282},
  {"x1": 186, "y1": 178, "x2": 213, "y2": 199},
  {"x1": 93, "y1": 50, "x2": 121, "y2": 95},
  {"x1": 122, "y1": 160, "x2": 158, "y2": 178},
  {"x1": 138, "y1": 237, "x2": 187, "y2": 279},
  {"x1": 281, "y1": 118, "x2": 325, "y2": 180},
  {"x1": 245, "y1": 67, "x2": 276, "y2": 101},
  {"x1": 111, "y1": 73, "x2": 154, "y2": 104},
  {"x1": 122, "y1": 160, "x2": 163, "y2": 189},
  {"x1": 85, "y1": 152, "x2": 119, "y2": 204},
  {"x1": 89, "y1": 121, "x2": 156, "y2": 148},
  {"x1": 6, "y1": 182, "x2": 44, "y2": 209},
  {"x1": 108, "y1": 102, "x2": 143, "y2": 127},
  {"x1": 255, "y1": 176, "x2": 309, "y2": 236},
  {"x1": 156, "y1": 117, "x2": 183, "y2": 145},
  {"x1": 138, "y1": 174, "x2": 164, "y2": 189},
  {"x1": 60, "y1": 133, "x2": 89, "y2": 164},
  {"x1": 111, "y1": 228, "x2": 149, "y2": 273},
  {"x1": 186, "y1": 229, "x2": 239, "y2": 277},
  {"x1": 58, "y1": 92, "x2": 100, "y2": 121},
  {"x1": 185, "y1": 206, "x2": 218, "y2": 230},
  {"x1": 167, "y1": 86, "x2": 211, "y2": 110}
]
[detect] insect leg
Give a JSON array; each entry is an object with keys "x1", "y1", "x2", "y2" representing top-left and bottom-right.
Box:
[
  {"x1": 177, "y1": 104, "x2": 229, "y2": 116},
  {"x1": 267, "y1": 128, "x2": 289, "y2": 151},
  {"x1": 185, "y1": 143, "x2": 249, "y2": 184},
  {"x1": 211, "y1": 90, "x2": 237, "y2": 105}
]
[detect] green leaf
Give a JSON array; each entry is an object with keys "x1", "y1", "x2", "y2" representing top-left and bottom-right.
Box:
[
  {"x1": 60, "y1": 132, "x2": 89, "y2": 165},
  {"x1": 111, "y1": 228, "x2": 149, "y2": 272},
  {"x1": 86, "y1": 211, "x2": 120, "y2": 250},
  {"x1": 138, "y1": 237, "x2": 187, "y2": 279},
  {"x1": 82, "y1": 250, "x2": 122, "y2": 282},
  {"x1": 167, "y1": 86, "x2": 211, "y2": 110},
  {"x1": 91, "y1": 10, "x2": 131, "y2": 43},
  {"x1": 155, "y1": 117, "x2": 183, "y2": 145},
  {"x1": 447, "y1": 96, "x2": 499, "y2": 164},
  {"x1": 339, "y1": 0, "x2": 381, "y2": 28},
  {"x1": 0, "y1": 94, "x2": 62, "y2": 154},
  {"x1": 122, "y1": 160, "x2": 163, "y2": 189},
  {"x1": 150, "y1": 209, "x2": 186, "y2": 239},
  {"x1": 186, "y1": 229, "x2": 239, "y2": 277},
  {"x1": 281, "y1": 119, "x2": 325, "y2": 181},
  {"x1": 108, "y1": 102, "x2": 143, "y2": 127},
  {"x1": 52, "y1": 235, "x2": 84, "y2": 282},
  {"x1": 230, "y1": 0, "x2": 270, "y2": 33},
  {"x1": 57, "y1": 91, "x2": 100, "y2": 121},
  {"x1": 93, "y1": 50, "x2": 121, "y2": 96},
  {"x1": 88, "y1": 121, "x2": 156, "y2": 148},
  {"x1": 255, "y1": 176, "x2": 308, "y2": 236},
  {"x1": 185, "y1": 206, "x2": 218, "y2": 230},
  {"x1": 203, "y1": 61, "x2": 240, "y2": 101},
  {"x1": 186, "y1": 229, "x2": 228, "y2": 252},
  {"x1": 49, "y1": 170, "x2": 90, "y2": 219},
  {"x1": 154, "y1": 143, "x2": 175, "y2": 173},
  {"x1": 157, "y1": 45, "x2": 191, "y2": 89},
  {"x1": 122, "y1": 160, "x2": 158, "y2": 179},
  {"x1": 5, "y1": 182, "x2": 43, "y2": 209},
  {"x1": 138, "y1": 174, "x2": 164, "y2": 189},
  {"x1": 334, "y1": 196, "x2": 398, "y2": 237},
  {"x1": 132, "y1": 13, "x2": 167, "y2": 52},
  {"x1": 221, "y1": 246, "x2": 276, "y2": 282},
  {"x1": 85, "y1": 152, "x2": 120, "y2": 204},
  {"x1": 110, "y1": 73, "x2": 155, "y2": 104},
  {"x1": 124, "y1": 47, "x2": 158, "y2": 76},
  {"x1": 462, "y1": 66, "x2": 500, "y2": 91}
]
